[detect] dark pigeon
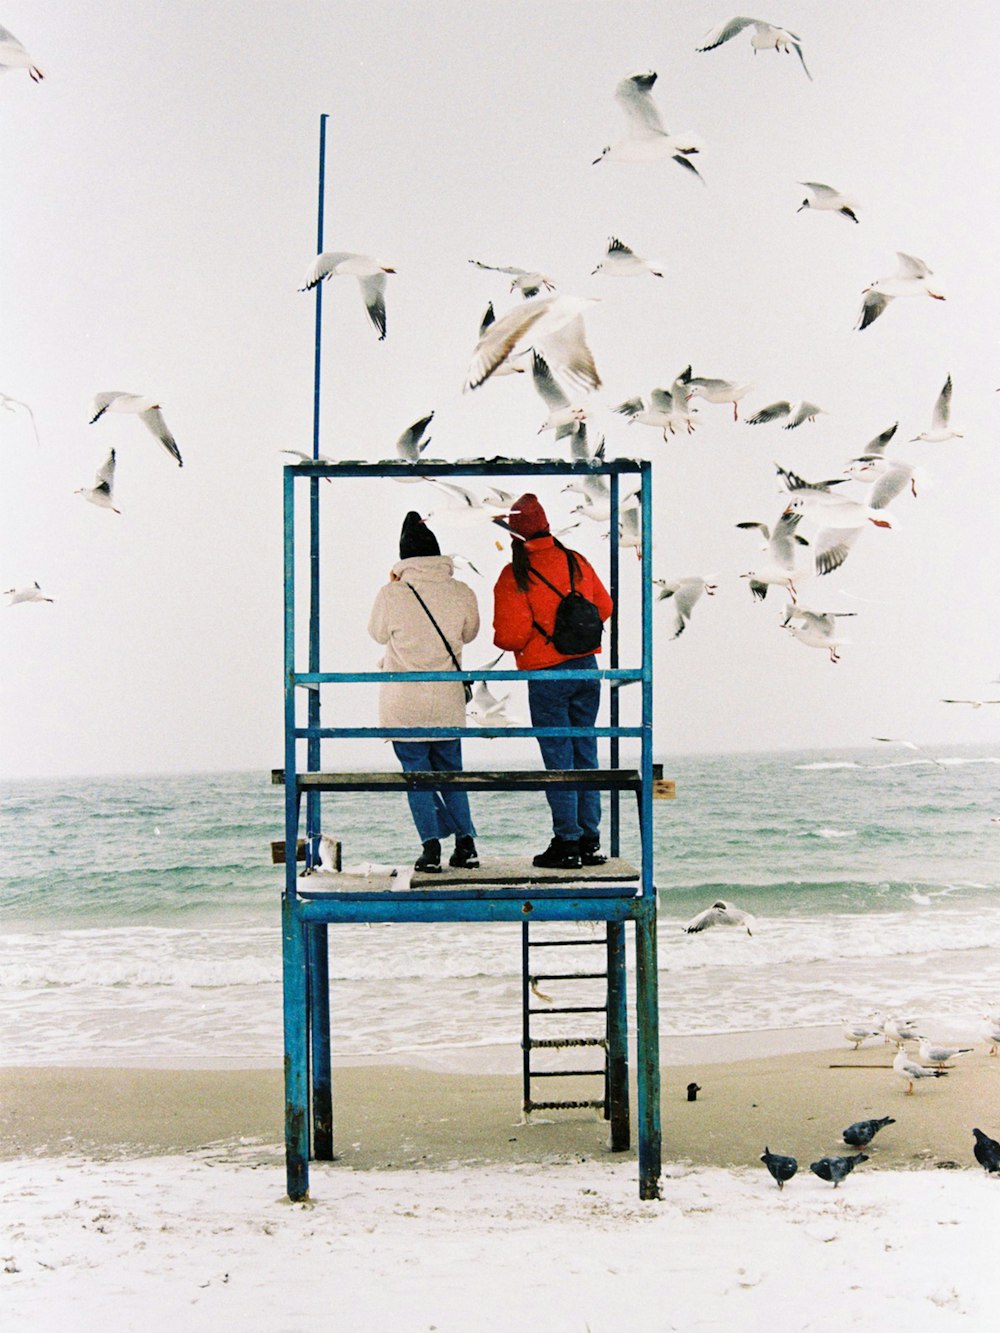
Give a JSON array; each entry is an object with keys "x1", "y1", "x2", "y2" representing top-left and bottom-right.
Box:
[
  {"x1": 842, "y1": 1116, "x2": 896, "y2": 1148},
  {"x1": 973, "y1": 1129, "x2": 1000, "y2": 1174},
  {"x1": 761, "y1": 1146, "x2": 798, "y2": 1189},
  {"x1": 809, "y1": 1153, "x2": 868, "y2": 1187}
]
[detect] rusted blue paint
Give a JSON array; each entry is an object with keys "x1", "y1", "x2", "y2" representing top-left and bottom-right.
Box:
[{"x1": 282, "y1": 895, "x2": 310, "y2": 1199}]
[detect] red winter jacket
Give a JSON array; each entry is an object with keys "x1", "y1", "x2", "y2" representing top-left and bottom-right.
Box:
[{"x1": 492, "y1": 536, "x2": 613, "y2": 669}]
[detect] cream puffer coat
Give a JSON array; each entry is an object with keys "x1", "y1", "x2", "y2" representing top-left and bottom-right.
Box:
[{"x1": 368, "y1": 556, "x2": 480, "y2": 730}]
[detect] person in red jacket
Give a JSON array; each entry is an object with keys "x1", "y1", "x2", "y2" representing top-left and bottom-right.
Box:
[{"x1": 492, "y1": 493, "x2": 613, "y2": 869}]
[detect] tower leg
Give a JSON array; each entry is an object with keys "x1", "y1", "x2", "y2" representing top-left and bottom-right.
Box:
[
  {"x1": 634, "y1": 905, "x2": 662, "y2": 1199},
  {"x1": 282, "y1": 896, "x2": 310, "y2": 1200},
  {"x1": 308, "y1": 924, "x2": 334, "y2": 1159},
  {"x1": 606, "y1": 921, "x2": 630, "y2": 1149}
]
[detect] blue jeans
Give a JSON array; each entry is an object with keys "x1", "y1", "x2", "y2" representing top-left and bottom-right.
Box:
[
  {"x1": 527, "y1": 655, "x2": 601, "y2": 842},
  {"x1": 392, "y1": 740, "x2": 476, "y2": 845}
]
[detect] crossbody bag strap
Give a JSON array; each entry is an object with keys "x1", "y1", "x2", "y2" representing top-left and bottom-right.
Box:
[{"x1": 406, "y1": 582, "x2": 463, "y2": 673}]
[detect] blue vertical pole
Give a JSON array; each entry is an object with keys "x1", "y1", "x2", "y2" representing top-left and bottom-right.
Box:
[
  {"x1": 635, "y1": 458, "x2": 660, "y2": 1199},
  {"x1": 307, "y1": 113, "x2": 333, "y2": 1159},
  {"x1": 608, "y1": 471, "x2": 620, "y2": 858},
  {"x1": 282, "y1": 467, "x2": 309, "y2": 1199}
]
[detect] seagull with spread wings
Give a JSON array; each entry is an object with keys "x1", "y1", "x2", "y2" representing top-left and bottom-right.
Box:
[
  {"x1": 696, "y1": 18, "x2": 812, "y2": 79},
  {"x1": 90, "y1": 393, "x2": 183, "y2": 467},
  {"x1": 298, "y1": 251, "x2": 396, "y2": 340},
  {"x1": 856, "y1": 253, "x2": 945, "y2": 332},
  {"x1": 593, "y1": 71, "x2": 704, "y2": 181}
]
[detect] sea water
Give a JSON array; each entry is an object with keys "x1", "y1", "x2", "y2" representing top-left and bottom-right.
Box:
[{"x1": 1, "y1": 748, "x2": 998, "y2": 1066}]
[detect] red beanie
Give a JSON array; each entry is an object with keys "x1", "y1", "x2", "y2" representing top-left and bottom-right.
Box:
[{"x1": 505, "y1": 492, "x2": 549, "y2": 540}]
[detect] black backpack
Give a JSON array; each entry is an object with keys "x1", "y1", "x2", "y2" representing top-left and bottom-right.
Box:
[{"x1": 527, "y1": 550, "x2": 604, "y2": 656}]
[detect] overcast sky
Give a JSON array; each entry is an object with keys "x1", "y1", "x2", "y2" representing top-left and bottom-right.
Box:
[{"x1": 2, "y1": 1, "x2": 998, "y2": 779}]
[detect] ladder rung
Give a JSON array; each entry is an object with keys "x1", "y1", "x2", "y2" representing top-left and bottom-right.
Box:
[
  {"x1": 528, "y1": 1037, "x2": 607, "y2": 1049},
  {"x1": 529, "y1": 1005, "x2": 607, "y2": 1014},
  {"x1": 526, "y1": 1099, "x2": 606, "y2": 1111},
  {"x1": 528, "y1": 938, "x2": 608, "y2": 947},
  {"x1": 528, "y1": 1069, "x2": 605, "y2": 1079},
  {"x1": 531, "y1": 972, "x2": 608, "y2": 981}
]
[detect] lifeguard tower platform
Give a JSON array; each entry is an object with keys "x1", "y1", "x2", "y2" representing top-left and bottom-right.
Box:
[{"x1": 276, "y1": 455, "x2": 664, "y2": 1200}]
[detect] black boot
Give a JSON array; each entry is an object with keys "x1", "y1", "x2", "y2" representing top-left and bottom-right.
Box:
[
  {"x1": 415, "y1": 839, "x2": 442, "y2": 872},
  {"x1": 580, "y1": 837, "x2": 607, "y2": 867},
  {"x1": 449, "y1": 835, "x2": 480, "y2": 869},
  {"x1": 532, "y1": 837, "x2": 581, "y2": 870}
]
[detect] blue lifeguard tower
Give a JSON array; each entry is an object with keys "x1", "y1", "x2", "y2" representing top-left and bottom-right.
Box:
[{"x1": 276, "y1": 453, "x2": 664, "y2": 1201}]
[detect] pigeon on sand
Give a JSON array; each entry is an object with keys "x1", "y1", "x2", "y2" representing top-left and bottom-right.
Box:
[
  {"x1": 842, "y1": 1116, "x2": 895, "y2": 1148},
  {"x1": 761, "y1": 1147, "x2": 798, "y2": 1189},
  {"x1": 810, "y1": 1154, "x2": 868, "y2": 1187}
]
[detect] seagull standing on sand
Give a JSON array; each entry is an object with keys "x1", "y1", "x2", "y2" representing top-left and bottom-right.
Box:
[
  {"x1": 90, "y1": 393, "x2": 183, "y2": 467},
  {"x1": 910, "y1": 375, "x2": 962, "y2": 442},
  {"x1": 463, "y1": 294, "x2": 600, "y2": 393},
  {"x1": 843, "y1": 1019, "x2": 883, "y2": 1049},
  {"x1": 75, "y1": 450, "x2": 121, "y2": 513},
  {"x1": 683, "y1": 900, "x2": 754, "y2": 935},
  {"x1": 654, "y1": 577, "x2": 717, "y2": 639},
  {"x1": 298, "y1": 251, "x2": 396, "y2": 340},
  {"x1": 591, "y1": 237, "x2": 665, "y2": 278},
  {"x1": 797, "y1": 182, "x2": 859, "y2": 222},
  {"x1": 761, "y1": 1147, "x2": 798, "y2": 1189},
  {"x1": 918, "y1": 1038, "x2": 973, "y2": 1068},
  {"x1": 593, "y1": 71, "x2": 704, "y2": 181},
  {"x1": 893, "y1": 1046, "x2": 948, "y2": 1093},
  {"x1": 696, "y1": 18, "x2": 812, "y2": 80},
  {"x1": 0, "y1": 24, "x2": 43, "y2": 80},
  {"x1": 5, "y1": 581, "x2": 54, "y2": 605},
  {"x1": 856, "y1": 253, "x2": 945, "y2": 331}
]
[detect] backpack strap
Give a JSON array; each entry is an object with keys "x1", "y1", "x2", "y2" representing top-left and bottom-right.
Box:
[
  {"x1": 406, "y1": 583, "x2": 463, "y2": 673},
  {"x1": 525, "y1": 549, "x2": 577, "y2": 645}
]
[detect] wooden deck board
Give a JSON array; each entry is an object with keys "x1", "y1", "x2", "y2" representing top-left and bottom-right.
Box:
[{"x1": 296, "y1": 855, "x2": 640, "y2": 896}]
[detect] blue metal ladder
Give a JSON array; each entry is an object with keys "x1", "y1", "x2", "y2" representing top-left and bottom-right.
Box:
[{"x1": 279, "y1": 455, "x2": 660, "y2": 1199}]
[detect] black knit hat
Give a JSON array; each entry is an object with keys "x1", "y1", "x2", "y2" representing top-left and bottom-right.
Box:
[{"x1": 399, "y1": 511, "x2": 440, "y2": 559}]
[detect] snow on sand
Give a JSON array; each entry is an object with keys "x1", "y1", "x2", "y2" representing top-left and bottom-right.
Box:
[{"x1": 4, "y1": 1148, "x2": 1000, "y2": 1332}]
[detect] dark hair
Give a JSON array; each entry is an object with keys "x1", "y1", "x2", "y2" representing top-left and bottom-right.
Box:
[{"x1": 511, "y1": 535, "x2": 581, "y2": 593}]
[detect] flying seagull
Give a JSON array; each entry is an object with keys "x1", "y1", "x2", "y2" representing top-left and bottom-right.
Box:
[
  {"x1": 910, "y1": 374, "x2": 962, "y2": 442},
  {"x1": 0, "y1": 392, "x2": 41, "y2": 446},
  {"x1": 90, "y1": 393, "x2": 183, "y2": 467},
  {"x1": 736, "y1": 507, "x2": 810, "y2": 601},
  {"x1": 75, "y1": 449, "x2": 120, "y2": 513},
  {"x1": 476, "y1": 304, "x2": 527, "y2": 374},
  {"x1": 654, "y1": 577, "x2": 717, "y2": 639},
  {"x1": 395, "y1": 412, "x2": 435, "y2": 462},
  {"x1": 797, "y1": 182, "x2": 858, "y2": 222},
  {"x1": 4, "y1": 581, "x2": 54, "y2": 605},
  {"x1": 872, "y1": 737, "x2": 945, "y2": 769},
  {"x1": 298, "y1": 251, "x2": 396, "y2": 340},
  {"x1": 463, "y1": 294, "x2": 600, "y2": 393},
  {"x1": 683, "y1": 900, "x2": 754, "y2": 935},
  {"x1": 468, "y1": 260, "x2": 555, "y2": 299},
  {"x1": 696, "y1": 18, "x2": 812, "y2": 80},
  {"x1": 856, "y1": 253, "x2": 945, "y2": 331},
  {"x1": 591, "y1": 236, "x2": 665, "y2": 278},
  {"x1": 679, "y1": 369, "x2": 753, "y2": 421},
  {"x1": 745, "y1": 399, "x2": 826, "y2": 429},
  {"x1": 0, "y1": 24, "x2": 43, "y2": 81},
  {"x1": 781, "y1": 606, "x2": 857, "y2": 663},
  {"x1": 593, "y1": 71, "x2": 704, "y2": 181},
  {"x1": 531, "y1": 351, "x2": 590, "y2": 456}
]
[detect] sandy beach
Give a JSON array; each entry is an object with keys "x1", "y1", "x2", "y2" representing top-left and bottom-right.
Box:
[{"x1": 5, "y1": 1034, "x2": 1000, "y2": 1331}]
